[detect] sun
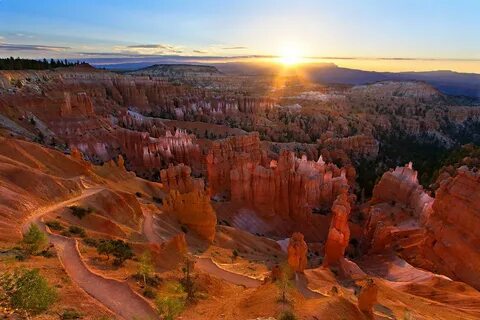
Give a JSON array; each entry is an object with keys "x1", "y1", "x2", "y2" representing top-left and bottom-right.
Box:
[
  {"x1": 277, "y1": 46, "x2": 305, "y2": 67},
  {"x1": 279, "y1": 55, "x2": 301, "y2": 66}
]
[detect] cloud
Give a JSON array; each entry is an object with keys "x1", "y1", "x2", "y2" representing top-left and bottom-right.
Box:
[
  {"x1": 193, "y1": 49, "x2": 207, "y2": 54},
  {"x1": 222, "y1": 46, "x2": 248, "y2": 50},
  {"x1": 123, "y1": 43, "x2": 183, "y2": 54},
  {"x1": 0, "y1": 43, "x2": 71, "y2": 51}
]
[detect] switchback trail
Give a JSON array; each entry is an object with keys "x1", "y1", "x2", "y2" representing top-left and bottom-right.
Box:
[{"x1": 22, "y1": 187, "x2": 159, "y2": 320}]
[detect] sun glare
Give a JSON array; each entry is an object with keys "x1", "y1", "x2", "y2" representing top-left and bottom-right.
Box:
[
  {"x1": 277, "y1": 46, "x2": 305, "y2": 67},
  {"x1": 279, "y1": 55, "x2": 301, "y2": 66}
]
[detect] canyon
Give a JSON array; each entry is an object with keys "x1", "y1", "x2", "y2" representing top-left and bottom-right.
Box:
[{"x1": 0, "y1": 65, "x2": 480, "y2": 320}]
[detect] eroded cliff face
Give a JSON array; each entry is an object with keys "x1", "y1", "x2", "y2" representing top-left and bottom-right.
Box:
[
  {"x1": 364, "y1": 163, "x2": 433, "y2": 254},
  {"x1": 422, "y1": 168, "x2": 480, "y2": 289},
  {"x1": 230, "y1": 151, "x2": 351, "y2": 221},
  {"x1": 206, "y1": 133, "x2": 268, "y2": 198},
  {"x1": 160, "y1": 164, "x2": 204, "y2": 193},
  {"x1": 163, "y1": 188, "x2": 217, "y2": 242},
  {"x1": 364, "y1": 163, "x2": 480, "y2": 290}
]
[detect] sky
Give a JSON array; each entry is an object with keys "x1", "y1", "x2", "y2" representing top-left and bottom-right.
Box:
[{"x1": 0, "y1": 0, "x2": 479, "y2": 72}]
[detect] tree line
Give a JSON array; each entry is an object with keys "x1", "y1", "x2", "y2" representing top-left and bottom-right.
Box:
[{"x1": 0, "y1": 57, "x2": 85, "y2": 70}]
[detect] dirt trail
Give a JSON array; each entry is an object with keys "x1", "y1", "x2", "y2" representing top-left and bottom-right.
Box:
[
  {"x1": 51, "y1": 234, "x2": 157, "y2": 320},
  {"x1": 22, "y1": 187, "x2": 103, "y2": 233},
  {"x1": 196, "y1": 258, "x2": 263, "y2": 288},
  {"x1": 22, "y1": 187, "x2": 159, "y2": 320}
]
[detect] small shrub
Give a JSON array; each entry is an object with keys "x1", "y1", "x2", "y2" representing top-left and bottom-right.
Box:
[
  {"x1": 232, "y1": 249, "x2": 239, "y2": 259},
  {"x1": 60, "y1": 230, "x2": 72, "y2": 237},
  {"x1": 22, "y1": 224, "x2": 48, "y2": 255},
  {"x1": 135, "y1": 192, "x2": 143, "y2": 198},
  {"x1": 0, "y1": 268, "x2": 57, "y2": 315},
  {"x1": 61, "y1": 308, "x2": 83, "y2": 319},
  {"x1": 69, "y1": 206, "x2": 93, "y2": 220},
  {"x1": 278, "y1": 310, "x2": 297, "y2": 320},
  {"x1": 46, "y1": 220, "x2": 64, "y2": 231},
  {"x1": 83, "y1": 238, "x2": 99, "y2": 247},
  {"x1": 97, "y1": 240, "x2": 133, "y2": 266},
  {"x1": 133, "y1": 273, "x2": 161, "y2": 288},
  {"x1": 155, "y1": 296, "x2": 185, "y2": 320},
  {"x1": 143, "y1": 288, "x2": 156, "y2": 299},
  {"x1": 180, "y1": 225, "x2": 188, "y2": 233},
  {"x1": 68, "y1": 226, "x2": 86, "y2": 238}
]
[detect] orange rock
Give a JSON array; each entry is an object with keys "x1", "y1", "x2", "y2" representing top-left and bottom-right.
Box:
[
  {"x1": 358, "y1": 279, "x2": 378, "y2": 316},
  {"x1": 163, "y1": 188, "x2": 217, "y2": 242},
  {"x1": 160, "y1": 164, "x2": 204, "y2": 193},
  {"x1": 287, "y1": 232, "x2": 308, "y2": 273},
  {"x1": 423, "y1": 168, "x2": 480, "y2": 290},
  {"x1": 323, "y1": 192, "x2": 351, "y2": 267}
]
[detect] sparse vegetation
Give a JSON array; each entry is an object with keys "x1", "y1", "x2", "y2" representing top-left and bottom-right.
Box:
[
  {"x1": 276, "y1": 264, "x2": 294, "y2": 304},
  {"x1": 278, "y1": 310, "x2": 297, "y2": 320},
  {"x1": 22, "y1": 224, "x2": 48, "y2": 255},
  {"x1": 0, "y1": 268, "x2": 57, "y2": 315},
  {"x1": 96, "y1": 239, "x2": 133, "y2": 266},
  {"x1": 61, "y1": 308, "x2": 84, "y2": 319},
  {"x1": 46, "y1": 220, "x2": 64, "y2": 231},
  {"x1": 83, "y1": 237, "x2": 99, "y2": 247},
  {"x1": 69, "y1": 206, "x2": 93, "y2": 220},
  {"x1": 180, "y1": 255, "x2": 196, "y2": 301},
  {"x1": 142, "y1": 288, "x2": 156, "y2": 299},
  {"x1": 155, "y1": 296, "x2": 185, "y2": 320},
  {"x1": 68, "y1": 225, "x2": 86, "y2": 238},
  {"x1": 138, "y1": 251, "x2": 154, "y2": 287}
]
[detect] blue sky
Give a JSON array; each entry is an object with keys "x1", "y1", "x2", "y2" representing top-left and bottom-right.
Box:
[{"x1": 0, "y1": 0, "x2": 479, "y2": 71}]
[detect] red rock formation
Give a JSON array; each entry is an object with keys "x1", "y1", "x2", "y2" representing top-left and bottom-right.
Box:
[
  {"x1": 422, "y1": 167, "x2": 480, "y2": 289},
  {"x1": 206, "y1": 133, "x2": 267, "y2": 197},
  {"x1": 358, "y1": 279, "x2": 378, "y2": 317},
  {"x1": 323, "y1": 192, "x2": 351, "y2": 267},
  {"x1": 321, "y1": 135, "x2": 379, "y2": 160},
  {"x1": 163, "y1": 188, "x2": 217, "y2": 242},
  {"x1": 230, "y1": 150, "x2": 350, "y2": 221},
  {"x1": 160, "y1": 164, "x2": 204, "y2": 193},
  {"x1": 371, "y1": 162, "x2": 433, "y2": 221},
  {"x1": 287, "y1": 232, "x2": 308, "y2": 273}
]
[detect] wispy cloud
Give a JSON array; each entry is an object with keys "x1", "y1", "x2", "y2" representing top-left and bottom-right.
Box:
[
  {"x1": 122, "y1": 43, "x2": 183, "y2": 54},
  {"x1": 222, "y1": 46, "x2": 247, "y2": 50},
  {"x1": 193, "y1": 49, "x2": 207, "y2": 54},
  {"x1": 0, "y1": 43, "x2": 71, "y2": 51}
]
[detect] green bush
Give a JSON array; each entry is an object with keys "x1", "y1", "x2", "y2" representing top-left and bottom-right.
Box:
[
  {"x1": 46, "y1": 220, "x2": 64, "y2": 231},
  {"x1": 22, "y1": 224, "x2": 48, "y2": 255},
  {"x1": 69, "y1": 206, "x2": 93, "y2": 220},
  {"x1": 83, "y1": 238, "x2": 99, "y2": 247},
  {"x1": 68, "y1": 226, "x2": 86, "y2": 238},
  {"x1": 0, "y1": 268, "x2": 57, "y2": 315},
  {"x1": 97, "y1": 240, "x2": 133, "y2": 266},
  {"x1": 155, "y1": 296, "x2": 185, "y2": 320},
  {"x1": 143, "y1": 288, "x2": 156, "y2": 299}
]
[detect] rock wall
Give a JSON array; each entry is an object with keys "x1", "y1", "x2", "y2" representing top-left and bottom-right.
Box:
[
  {"x1": 371, "y1": 162, "x2": 434, "y2": 221},
  {"x1": 160, "y1": 164, "x2": 204, "y2": 193},
  {"x1": 206, "y1": 133, "x2": 267, "y2": 198},
  {"x1": 229, "y1": 150, "x2": 350, "y2": 221},
  {"x1": 162, "y1": 188, "x2": 217, "y2": 242},
  {"x1": 423, "y1": 168, "x2": 480, "y2": 289}
]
